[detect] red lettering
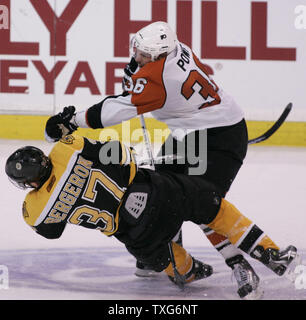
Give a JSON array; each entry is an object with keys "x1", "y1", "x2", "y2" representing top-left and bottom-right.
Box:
[
  {"x1": 0, "y1": 60, "x2": 28, "y2": 93},
  {"x1": 251, "y1": 2, "x2": 296, "y2": 61},
  {"x1": 105, "y1": 62, "x2": 127, "y2": 95},
  {"x1": 32, "y1": 60, "x2": 67, "y2": 94},
  {"x1": 177, "y1": 1, "x2": 192, "y2": 48},
  {"x1": 0, "y1": 0, "x2": 39, "y2": 55},
  {"x1": 30, "y1": 0, "x2": 88, "y2": 56},
  {"x1": 114, "y1": 0, "x2": 167, "y2": 57},
  {"x1": 65, "y1": 61, "x2": 100, "y2": 95},
  {"x1": 201, "y1": 1, "x2": 246, "y2": 60}
]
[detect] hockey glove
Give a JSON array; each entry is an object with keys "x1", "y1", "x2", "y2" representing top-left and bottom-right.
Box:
[
  {"x1": 45, "y1": 106, "x2": 78, "y2": 142},
  {"x1": 124, "y1": 56, "x2": 138, "y2": 77},
  {"x1": 122, "y1": 57, "x2": 138, "y2": 91}
]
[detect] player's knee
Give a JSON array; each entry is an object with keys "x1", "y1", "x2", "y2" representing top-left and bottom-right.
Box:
[{"x1": 191, "y1": 190, "x2": 222, "y2": 225}]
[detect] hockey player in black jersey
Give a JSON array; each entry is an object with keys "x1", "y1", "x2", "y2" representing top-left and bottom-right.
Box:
[{"x1": 5, "y1": 134, "x2": 298, "y2": 299}]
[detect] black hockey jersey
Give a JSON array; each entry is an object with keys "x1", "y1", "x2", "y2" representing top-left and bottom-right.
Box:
[{"x1": 22, "y1": 134, "x2": 137, "y2": 239}]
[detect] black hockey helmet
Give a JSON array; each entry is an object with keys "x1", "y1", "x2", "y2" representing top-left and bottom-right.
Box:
[{"x1": 5, "y1": 146, "x2": 52, "y2": 189}]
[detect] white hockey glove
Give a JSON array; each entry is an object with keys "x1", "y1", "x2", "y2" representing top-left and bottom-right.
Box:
[{"x1": 45, "y1": 106, "x2": 78, "y2": 142}]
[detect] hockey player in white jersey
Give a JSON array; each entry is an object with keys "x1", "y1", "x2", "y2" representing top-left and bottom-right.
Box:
[{"x1": 44, "y1": 21, "x2": 291, "y2": 299}]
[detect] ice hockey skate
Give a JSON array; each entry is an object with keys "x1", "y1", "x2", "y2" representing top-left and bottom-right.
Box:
[
  {"x1": 134, "y1": 261, "x2": 160, "y2": 277},
  {"x1": 226, "y1": 255, "x2": 264, "y2": 300},
  {"x1": 168, "y1": 257, "x2": 213, "y2": 286},
  {"x1": 135, "y1": 230, "x2": 184, "y2": 277},
  {"x1": 251, "y1": 245, "x2": 298, "y2": 276}
]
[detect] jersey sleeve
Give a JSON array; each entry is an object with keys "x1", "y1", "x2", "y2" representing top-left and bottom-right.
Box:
[
  {"x1": 81, "y1": 137, "x2": 138, "y2": 186},
  {"x1": 22, "y1": 197, "x2": 67, "y2": 239},
  {"x1": 130, "y1": 58, "x2": 167, "y2": 114},
  {"x1": 76, "y1": 94, "x2": 138, "y2": 129},
  {"x1": 75, "y1": 58, "x2": 167, "y2": 129},
  {"x1": 34, "y1": 220, "x2": 67, "y2": 239}
]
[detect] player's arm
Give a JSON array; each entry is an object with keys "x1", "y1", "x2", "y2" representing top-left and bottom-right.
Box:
[
  {"x1": 81, "y1": 137, "x2": 137, "y2": 184},
  {"x1": 23, "y1": 198, "x2": 67, "y2": 239},
  {"x1": 44, "y1": 58, "x2": 139, "y2": 143},
  {"x1": 32, "y1": 221, "x2": 67, "y2": 239},
  {"x1": 45, "y1": 94, "x2": 138, "y2": 142},
  {"x1": 45, "y1": 59, "x2": 166, "y2": 142}
]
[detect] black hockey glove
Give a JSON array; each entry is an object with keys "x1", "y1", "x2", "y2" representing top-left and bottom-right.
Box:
[
  {"x1": 45, "y1": 106, "x2": 78, "y2": 142},
  {"x1": 124, "y1": 56, "x2": 138, "y2": 77},
  {"x1": 122, "y1": 57, "x2": 138, "y2": 91}
]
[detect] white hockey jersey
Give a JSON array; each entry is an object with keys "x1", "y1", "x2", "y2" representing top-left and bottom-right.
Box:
[{"x1": 77, "y1": 42, "x2": 244, "y2": 141}]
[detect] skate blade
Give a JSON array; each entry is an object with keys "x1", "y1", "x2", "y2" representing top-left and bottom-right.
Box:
[
  {"x1": 135, "y1": 268, "x2": 160, "y2": 277},
  {"x1": 243, "y1": 286, "x2": 264, "y2": 300}
]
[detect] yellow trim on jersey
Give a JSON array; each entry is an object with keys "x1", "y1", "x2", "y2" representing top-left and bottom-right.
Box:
[
  {"x1": 120, "y1": 142, "x2": 127, "y2": 165},
  {"x1": 129, "y1": 159, "x2": 137, "y2": 185},
  {"x1": 24, "y1": 134, "x2": 84, "y2": 226},
  {"x1": 103, "y1": 199, "x2": 123, "y2": 236}
]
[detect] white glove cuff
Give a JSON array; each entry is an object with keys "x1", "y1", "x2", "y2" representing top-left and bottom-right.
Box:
[{"x1": 74, "y1": 111, "x2": 90, "y2": 128}]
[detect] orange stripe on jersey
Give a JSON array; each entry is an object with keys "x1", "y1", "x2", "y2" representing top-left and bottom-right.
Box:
[
  {"x1": 131, "y1": 58, "x2": 167, "y2": 114},
  {"x1": 193, "y1": 53, "x2": 214, "y2": 78},
  {"x1": 192, "y1": 52, "x2": 220, "y2": 92},
  {"x1": 206, "y1": 231, "x2": 228, "y2": 246},
  {"x1": 191, "y1": 52, "x2": 221, "y2": 109}
]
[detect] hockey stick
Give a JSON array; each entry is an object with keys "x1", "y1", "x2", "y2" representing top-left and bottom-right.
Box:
[
  {"x1": 140, "y1": 114, "x2": 185, "y2": 290},
  {"x1": 138, "y1": 103, "x2": 293, "y2": 166},
  {"x1": 248, "y1": 102, "x2": 292, "y2": 145},
  {"x1": 168, "y1": 242, "x2": 186, "y2": 290},
  {"x1": 139, "y1": 114, "x2": 155, "y2": 170}
]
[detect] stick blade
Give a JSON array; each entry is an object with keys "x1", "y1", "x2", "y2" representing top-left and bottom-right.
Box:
[{"x1": 248, "y1": 102, "x2": 293, "y2": 145}]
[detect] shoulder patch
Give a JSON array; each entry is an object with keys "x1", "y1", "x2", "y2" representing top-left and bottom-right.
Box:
[{"x1": 60, "y1": 135, "x2": 75, "y2": 144}]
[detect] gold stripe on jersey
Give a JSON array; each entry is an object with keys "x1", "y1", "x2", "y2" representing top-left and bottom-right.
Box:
[
  {"x1": 118, "y1": 141, "x2": 137, "y2": 185},
  {"x1": 103, "y1": 199, "x2": 123, "y2": 236},
  {"x1": 120, "y1": 142, "x2": 128, "y2": 165},
  {"x1": 24, "y1": 134, "x2": 84, "y2": 227},
  {"x1": 129, "y1": 160, "x2": 136, "y2": 185}
]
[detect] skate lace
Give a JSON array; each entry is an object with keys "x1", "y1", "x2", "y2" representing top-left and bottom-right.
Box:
[{"x1": 231, "y1": 262, "x2": 263, "y2": 300}]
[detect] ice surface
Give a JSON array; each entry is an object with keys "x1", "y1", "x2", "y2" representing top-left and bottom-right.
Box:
[{"x1": 0, "y1": 139, "x2": 305, "y2": 301}]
